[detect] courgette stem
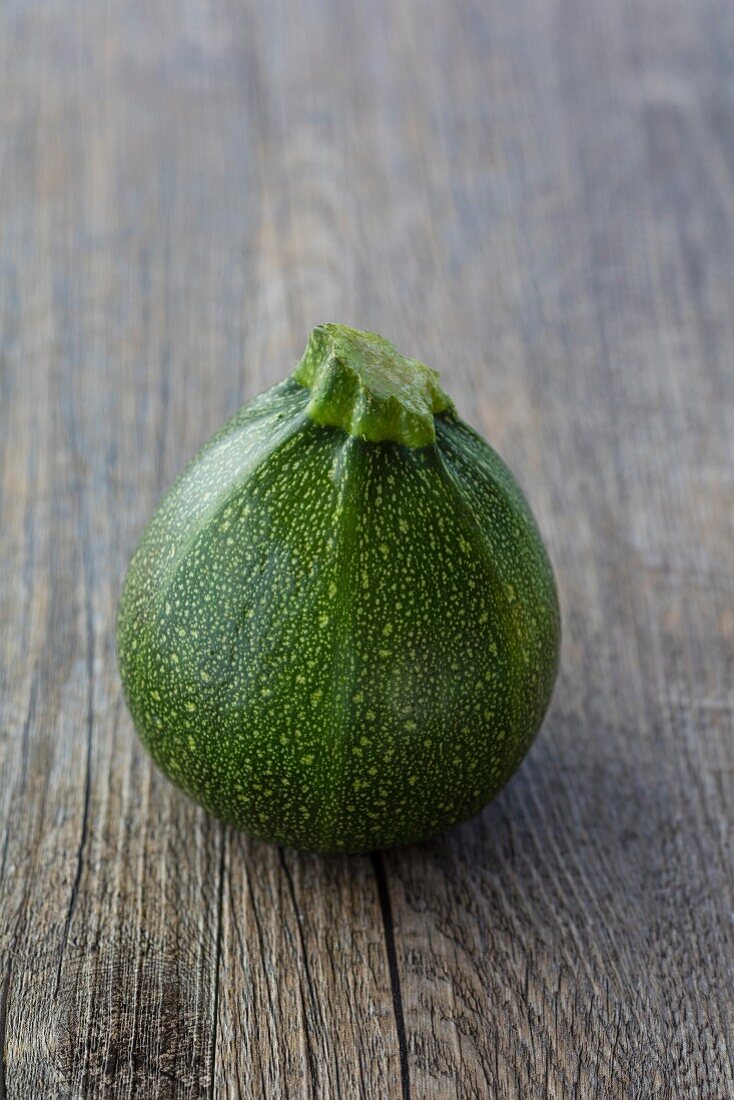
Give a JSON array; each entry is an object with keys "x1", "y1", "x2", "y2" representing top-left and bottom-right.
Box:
[{"x1": 293, "y1": 323, "x2": 454, "y2": 448}]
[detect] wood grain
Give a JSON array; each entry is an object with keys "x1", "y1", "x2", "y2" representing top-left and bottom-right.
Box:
[{"x1": 1, "y1": 0, "x2": 733, "y2": 1096}]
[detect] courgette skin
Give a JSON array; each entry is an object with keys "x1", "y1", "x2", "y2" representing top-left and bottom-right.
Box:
[{"x1": 117, "y1": 327, "x2": 560, "y2": 853}]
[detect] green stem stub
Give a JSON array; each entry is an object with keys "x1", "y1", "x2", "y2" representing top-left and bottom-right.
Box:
[{"x1": 293, "y1": 323, "x2": 454, "y2": 448}]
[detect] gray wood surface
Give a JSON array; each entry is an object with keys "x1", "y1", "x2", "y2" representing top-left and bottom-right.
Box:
[{"x1": 1, "y1": 0, "x2": 733, "y2": 1096}]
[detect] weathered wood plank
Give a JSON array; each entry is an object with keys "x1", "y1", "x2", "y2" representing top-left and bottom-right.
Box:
[{"x1": 1, "y1": 0, "x2": 733, "y2": 1097}]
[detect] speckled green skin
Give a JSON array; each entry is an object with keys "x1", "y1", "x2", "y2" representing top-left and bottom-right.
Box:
[{"x1": 117, "y1": 327, "x2": 560, "y2": 853}]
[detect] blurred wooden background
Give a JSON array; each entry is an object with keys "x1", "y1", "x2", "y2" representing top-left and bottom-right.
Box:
[{"x1": 1, "y1": 1, "x2": 733, "y2": 1097}]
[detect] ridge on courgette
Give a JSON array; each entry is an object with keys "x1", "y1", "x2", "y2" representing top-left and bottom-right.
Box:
[{"x1": 117, "y1": 324, "x2": 560, "y2": 853}]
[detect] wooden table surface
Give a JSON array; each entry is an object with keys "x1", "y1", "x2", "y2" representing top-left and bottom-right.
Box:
[{"x1": 1, "y1": 1, "x2": 733, "y2": 1097}]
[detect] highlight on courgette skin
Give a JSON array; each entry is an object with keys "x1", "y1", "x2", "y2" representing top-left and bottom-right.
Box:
[{"x1": 116, "y1": 324, "x2": 560, "y2": 853}]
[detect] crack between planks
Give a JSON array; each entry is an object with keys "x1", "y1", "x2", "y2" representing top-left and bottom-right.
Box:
[
  {"x1": 19, "y1": 678, "x2": 37, "y2": 794},
  {"x1": 208, "y1": 825, "x2": 227, "y2": 1100},
  {"x1": 239, "y1": 847, "x2": 279, "y2": 1098},
  {"x1": 0, "y1": 958, "x2": 11, "y2": 1100},
  {"x1": 0, "y1": 823, "x2": 10, "y2": 893},
  {"x1": 371, "y1": 852, "x2": 410, "y2": 1100},
  {"x1": 54, "y1": 360, "x2": 96, "y2": 1000},
  {"x1": 54, "y1": 541, "x2": 95, "y2": 999},
  {"x1": 279, "y1": 848, "x2": 320, "y2": 1099}
]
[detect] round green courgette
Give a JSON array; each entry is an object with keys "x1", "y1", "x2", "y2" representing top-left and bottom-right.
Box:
[{"x1": 117, "y1": 324, "x2": 560, "y2": 853}]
